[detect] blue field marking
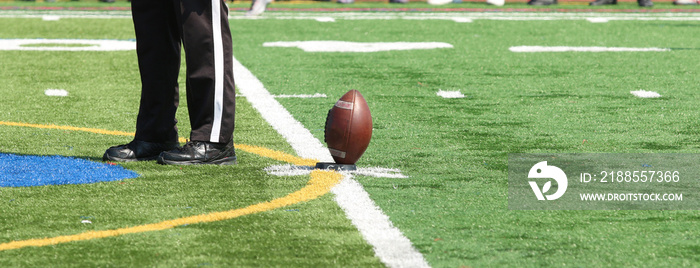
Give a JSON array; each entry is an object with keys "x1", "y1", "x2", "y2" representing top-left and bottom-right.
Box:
[{"x1": 0, "y1": 153, "x2": 138, "y2": 187}]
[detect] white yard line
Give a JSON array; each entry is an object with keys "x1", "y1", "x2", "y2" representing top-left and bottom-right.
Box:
[
  {"x1": 510, "y1": 46, "x2": 671, "y2": 52},
  {"x1": 273, "y1": 93, "x2": 327, "y2": 98},
  {"x1": 233, "y1": 58, "x2": 329, "y2": 161},
  {"x1": 263, "y1": 41, "x2": 453, "y2": 53},
  {"x1": 230, "y1": 11, "x2": 700, "y2": 21},
  {"x1": 0, "y1": 39, "x2": 134, "y2": 51},
  {"x1": 233, "y1": 56, "x2": 430, "y2": 268},
  {"x1": 3, "y1": 10, "x2": 700, "y2": 22}
]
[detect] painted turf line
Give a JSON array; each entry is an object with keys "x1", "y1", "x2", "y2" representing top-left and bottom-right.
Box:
[
  {"x1": 436, "y1": 89, "x2": 464, "y2": 99},
  {"x1": 630, "y1": 90, "x2": 662, "y2": 98},
  {"x1": 273, "y1": 93, "x2": 327, "y2": 98},
  {"x1": 265, "y1": 164, "x2": 409, "y2": 179},
  {"x1": 233, "y1": 60, "x2": 331, "y2": 161},
  {"x1": 228, "y1": 11, "x2": 700, "y2": 22},
  {"x1": 41, "y1": 15, "x2": 60, "y2": 21},
  {"x1": 233, "y1": 56, "x2": 430, "y2": 268},
  {"x1": 5, "y1": 10, "x2": 700, "y2": 22},
  {"x1": 315, "y1": 17, "x2": 336, "y2": 22},
  {"x1": 44, "y1": 89, "x2": 68, "y2": 97},
  {"x1": 586, "y1": 17, "x2": 609, "y2": 23},
  {"x1": 0, "y1": 169, "x2": 343, "y2": 251},
  {"x1": 331, "y1": 178, "x2": 430, "y2": 267},
  {"x1": 263, "y1": 41, "x2": 453, "y2": 53},
  {"x1": 510, "y1": 46, "x2": 671, "y2": 53},
  {"x1": 0, "y1": 39, "x2": 135, "y2": 51}
]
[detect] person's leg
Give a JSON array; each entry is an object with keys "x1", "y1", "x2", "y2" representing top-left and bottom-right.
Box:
[
  {"x1": 527, "y1": 0, "x2": 556, "y2": 5},
  {"x1": 179, "y1": 0, "x2": 235, "y2": 144},
  {"x1": 589, "y1": 0, "x2": 616, "y2": 6},
  {"x1": 637, "y1": 0, "x2": 653, "y2": 7},
  {"x1": 132, "y1": 0, "x2": 182, "y2": 143},
  {"x1": 156, "y1": 0, "x2": 237, "y2": 165},
  {"x1": 103, "y1": 0, "x2": 182, "y2": 162},
  {"x1": 246, "y1": 0, "x2": 272, "y2": 16}
]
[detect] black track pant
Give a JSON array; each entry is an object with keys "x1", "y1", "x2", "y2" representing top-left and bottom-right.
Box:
[{"x1": 131, "y1": 0, "x2": 235, "y2": 144}]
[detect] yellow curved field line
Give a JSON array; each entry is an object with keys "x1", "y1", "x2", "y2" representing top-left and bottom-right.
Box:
[
  {"x1": 0, "y1": 121, "x2": 136, "y2": 137},
  {"x1": 0, "y1": 121, "x2": 337, "y2": 251},
  {"x1": 0, "y1": 121, "x2": 318, "y2": 166}
]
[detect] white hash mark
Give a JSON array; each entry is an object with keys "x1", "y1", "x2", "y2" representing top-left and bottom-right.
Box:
[
  {"x1": 630, "y1": 90, "x2": 662, "y2": 98},
  {"x1": 436, "y1": 89, "x2": 464, "y2": 99}
]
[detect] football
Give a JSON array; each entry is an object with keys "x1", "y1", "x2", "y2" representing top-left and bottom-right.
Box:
[{"x1": 324, "y1": 89, "x2": 373, "y2": 165}]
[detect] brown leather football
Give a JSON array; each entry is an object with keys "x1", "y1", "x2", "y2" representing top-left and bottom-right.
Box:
[{"x1": 324, "y1": 89, "x2": 373, "y2": 165}]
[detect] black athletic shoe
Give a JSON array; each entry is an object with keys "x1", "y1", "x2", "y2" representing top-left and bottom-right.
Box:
[
  {"x1": 527, "y1": 0, "x2": 557, "y2": 5},
  {"x1": 589, "y1": 0, "x2": 616, "y2": 5},
  {"x1": 157, "y1": 140, "x2": 237, "y2": 165},
  {"x1": 103, "y1": 140, "x2": 180, "y2": 162}
]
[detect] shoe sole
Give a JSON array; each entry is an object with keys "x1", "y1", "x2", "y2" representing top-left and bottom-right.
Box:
[
  {"x1": 157, "y1": 156, "x2": 238, "y2": 166},
  {"x1": 102, "y1": 153, "x2": 159, "y2": 162}
]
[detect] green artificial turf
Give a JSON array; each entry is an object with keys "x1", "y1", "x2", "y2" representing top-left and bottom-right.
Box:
[
  {"x1": 0, "y1": 17, "x2": 381, "y2": 267},
  {"x1": 232, "y1": 18, "x2": 700, "y2": 267},
  {"x1": 1, "y1": 6, "x2": 700, "y2": 268}
]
